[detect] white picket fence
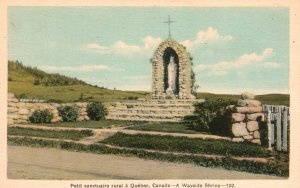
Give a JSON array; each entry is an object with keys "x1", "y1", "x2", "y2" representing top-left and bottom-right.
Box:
[{"x1": 263, "y1": 105, "x2": 290, "y2": 151}]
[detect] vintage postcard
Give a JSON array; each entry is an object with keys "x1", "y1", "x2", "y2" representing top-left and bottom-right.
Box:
[{"x1": 1, "y1": 0, "x2": 300, "y2": 188}]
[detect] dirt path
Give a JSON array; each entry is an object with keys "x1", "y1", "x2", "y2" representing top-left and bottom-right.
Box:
[{"x1": 7, "y1": 145, "x2": 281, "y2": 180}]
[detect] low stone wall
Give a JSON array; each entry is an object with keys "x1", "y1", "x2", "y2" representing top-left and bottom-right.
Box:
[
  {"x1": 7, "y1": 93, "x2": 89, "y2": 125},
  {"x1": 229, "y1": 92, "x2": 264, "y2": 145}
]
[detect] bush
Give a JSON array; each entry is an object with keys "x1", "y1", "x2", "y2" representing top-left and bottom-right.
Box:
[
  {"x1": 192, "y1": 98, "x2": 236, "y2": 135},
  {"x1": 29, "y1": 109, "x2": 53, "y2": 124},
  {"x1": 58, "y1": 106, "x2": 78, "y2": 122},
  {"x1": 33, "y1": 79, "x2": 40, "y2": 85},
  {"x1": 124, "y1": 96, "x2": 138, "y2": 100},
  {"x1": 87, "y1": 102, "x2": 107, "y2": 120}
]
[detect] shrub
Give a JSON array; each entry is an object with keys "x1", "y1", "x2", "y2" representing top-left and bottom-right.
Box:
[
  {"x1": 125, "y1": 96, "x2": 138, "y2": 100},
  {"x1": 29, "y1": 109, "x2": 53, "y2": 124},
  {"x1": 16, "y1": 93, "x2": 27, "y2": 99},
  {"x1": 33, "y1": 79, "x2": 40, "y2": 85},
  {"x1": 87, "y1": 101, "x2": 107, "y2": 120},
  {"x1": 192, "y1": 98, "x2": 236, "y2": 135},
  {"x1": 58, "y1": 106, "x2": 78, "y2": 122}
]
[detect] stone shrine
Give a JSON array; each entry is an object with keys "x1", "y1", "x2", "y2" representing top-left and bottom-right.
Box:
[
  {"x1": 104, "y1": 38, "x2": 202, "y2": 122},
  {"x1": 151, "y1": 38, "x2": 194, "y2": 99}
]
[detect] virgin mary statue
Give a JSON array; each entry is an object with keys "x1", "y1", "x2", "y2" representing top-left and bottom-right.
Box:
[{"x1": 166, "y1": 56, "x2": 177, "y2": 94}]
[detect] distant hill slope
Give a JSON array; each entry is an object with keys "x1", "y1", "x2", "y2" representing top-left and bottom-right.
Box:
[
  {"x1": 8, "y1": 60, "x2": 289, "y2": 105},
  {"x1": 8, "y1": 61, "x2": 87, "y2": 86},
  {"x1": 8, "y1": 61, "x2": 150, "y2": 102}
]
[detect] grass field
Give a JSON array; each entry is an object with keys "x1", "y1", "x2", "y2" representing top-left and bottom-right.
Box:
[
  {"x1": 8, "y1": 81, "x2": 150, "y2": 103},
  {"x1": 126, "y1": 122, "x2": 205, "y2": 134},
  {"x1": 100, "y1": 132, "x2": 270, "y2": 158},
  {"x1": 27, "y1": 120, "x2": 137, "y2": 129},
  {"x1": 8, "y1": 127, "x2": 93, "y2": 141}
]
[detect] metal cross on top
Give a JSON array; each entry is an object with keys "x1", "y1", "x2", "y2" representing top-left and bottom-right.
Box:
[{"x1": 163, "y1": 15, "x2": 175, "y2": 38}]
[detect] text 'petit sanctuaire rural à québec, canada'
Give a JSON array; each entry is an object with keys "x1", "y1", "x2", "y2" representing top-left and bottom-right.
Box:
[{"x1": 70, "y1": 183, "x2": 235, "y2": 188}]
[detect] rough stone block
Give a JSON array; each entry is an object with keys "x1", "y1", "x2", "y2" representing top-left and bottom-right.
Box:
[
  {"x1": 237, "y1": 99, "x2": 247, "y2": 107},
  {"x1": 25, "y1": 103, "x2": 34, "y2": 108},
  {"x1": 236, "y1": 106, "x2": 262, "y2": 113},
  {"x1": 232, "y1": 122, "x2": 249, "y2": 137},
  {"x1": 241, "y1": 92, "x2": 255, "y2": 100},
  {"x1": 16, "y1": 102, "x2": 26, "y2": 108},
  {"x1": 243, "y1": 135, "x2": 254, "y2": 140},
  {"x1": 247, "y1": 121, "x2": 259, "y2": 132},
  {"x1": 251, "y1": 139, "x2": 261, "y2": 145},
  {"x1": 8, "y1": 114, "x2": 18, "y2": 119},
  {"x1": 18, "y1": 108, "x2": 29, "y2": 115},
  {"x1": 19, "y1": 115, "x2": 28, "y2": 120},
  {"x1": 7, "y1": 118, "x2": 14, "y2": 125},
  {"x1": 8, "y1": 107, "x2": 18, "y2": 113},
  {"x1": 253, "y1": 131, "x2": 261, "y2": 138},
  {"x1": 246, "y1": 113, "x2": 264, "y2": 121},
  {"x1": 237, "y1": 99, "x2": 261, "y2": 107},
  {"x1": 232, "y1": 137, "x2": 244, "y2": 142},
  {"x1": 8, "y1": 102, "x2": 17, "y2": 107},
  {"x1": 231, "y1": 113, "x2": 245, "y2": 122}
]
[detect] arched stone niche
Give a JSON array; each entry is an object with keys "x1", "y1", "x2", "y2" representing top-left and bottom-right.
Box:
[{"x1": 151, "y1": 38, "x2": 193, "y2": 99}]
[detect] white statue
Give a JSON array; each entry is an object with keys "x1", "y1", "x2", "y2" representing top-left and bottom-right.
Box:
[{"x1": 166, "y1": 56, "x2": 177, "y2": 94}]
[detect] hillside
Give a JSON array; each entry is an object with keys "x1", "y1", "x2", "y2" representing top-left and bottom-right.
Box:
[
  {"x1": 8, "y1": 61, "x2": 150, "y2": 102},
  {"x1": 8, "y1": 61, "x2": 87, "y2": 86},
  {"x1": 8, "y1": 60, "x2": 289, "y2": 105}
]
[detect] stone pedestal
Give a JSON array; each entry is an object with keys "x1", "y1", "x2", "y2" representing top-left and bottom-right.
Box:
[{"x1": 229, "y1": 92, "x2": 264, "y2": 145}]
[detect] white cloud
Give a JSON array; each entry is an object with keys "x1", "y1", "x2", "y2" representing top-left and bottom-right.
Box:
[
  {"x1": 82, "y1": 27, "x2": 232, "y2": 55},
  {"x1": 196, "y1": 48, "x2": 273, "y2": 76},
  {"x1": 83, "y1": 36, "x2": 162, "y2": 56},
  {"x1": 84, "y1": 43, "x2": 110, "y2": 51},
  {"x1": 39, "y1": 64, "x2": 117, "y2": 72},
  {"x1": 263, "y1": 62, "x2": 281, "y2": 69},
  {"x1": 180, "y1": 27, "x2": 234, "y2": 51},
  {"x1": 142, "y1": 36, "x2": 162, "y2": 50}
]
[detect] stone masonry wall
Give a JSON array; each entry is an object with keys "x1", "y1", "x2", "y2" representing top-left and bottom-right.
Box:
[
  {"x1": 230, "y1": 92, "x2": 264, "y2": 145},
  {"x1": 7, "y1": 93, "x2": 89, "y2": 125}
]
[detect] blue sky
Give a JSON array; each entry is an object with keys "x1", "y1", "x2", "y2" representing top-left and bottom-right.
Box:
[{"x1": 8, "y1": 7, "x2": 289, "y2": 94}]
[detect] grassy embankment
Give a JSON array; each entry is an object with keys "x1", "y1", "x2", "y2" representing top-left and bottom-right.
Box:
[
  {"x1": 100, "y1": 132, "x2": 269, "y2": 157},
  {"x1": 126, "y1": 122, "x2": 203, "y2": 134},
  {"x1": 27, "y1": 120, "x2": 138, "y2": 129},
  {"x1": 8, "y1": 127, "x2": 93, "y2": 141}
]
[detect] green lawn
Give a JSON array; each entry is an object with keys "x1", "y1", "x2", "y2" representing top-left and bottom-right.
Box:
[
  {"x1": 100, "y1": 132, "x2": 270, "y2": 158},
  {"x1": 8, "y1": 127, "x2": 93, "y2": 141},
  {"x1": 126, "y1": 122, "x2": 206, "y2": 134},
  {"x1": 28, "y1": 120, "x2": 138, "y2": 129}
]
